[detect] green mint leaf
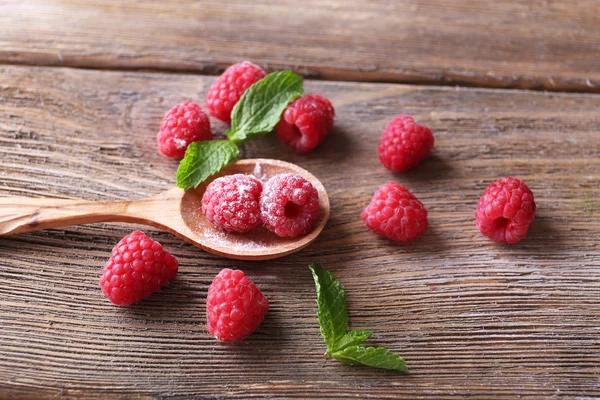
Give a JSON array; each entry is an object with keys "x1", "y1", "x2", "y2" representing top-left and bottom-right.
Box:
[
  {"x1": 176, "y1": 140, "x2": 240, "y2": 190},
  {"x1": 309, "y1": 263, "x2": 408, "y2": 373},
  {"x1": 333, "y1": 330, "x2": 374, "y2": 352},
  {"x1": 227, "y1": 71, "x2": 303, "y2": 143},
  {"x1": 332, "y1": 345, "x2": 408, "y2": 373},
  {"x1": 308, "y1": 263, "x2": 349, "y2": 352}
]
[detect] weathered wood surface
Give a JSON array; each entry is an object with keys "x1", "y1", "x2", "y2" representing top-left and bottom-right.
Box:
[
  {"x1": 0, "y1": 65, "x2": 599, "y2": 398},
  {"x1": 1, "y1": 0, "x2": 599, "y2": 92}
]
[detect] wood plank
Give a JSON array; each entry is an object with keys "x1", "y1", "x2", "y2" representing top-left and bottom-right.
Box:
[
  {"x1": 0, "y1": 65, "x2": 599, "y2": 398},
  {"x1": 1, "y1": 0, "x2": 599, "y2": 92}
]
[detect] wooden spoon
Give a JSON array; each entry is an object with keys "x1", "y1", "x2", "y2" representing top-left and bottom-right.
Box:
[{"x1": 0, "y1": 159, "x2": 330, "y2": 260}]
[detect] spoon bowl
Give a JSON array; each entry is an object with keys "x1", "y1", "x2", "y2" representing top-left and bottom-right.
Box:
[
  {"x1": 178, "y1": 158, "x2": 329, "y2": 259},
  {"x1": 0, "y1": 159, "x2": 329, "y2": 260}
]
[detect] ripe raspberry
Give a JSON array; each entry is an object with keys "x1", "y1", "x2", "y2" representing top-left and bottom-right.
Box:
[
  {"x1": 157, "y1": 101, "x2": 212, "y2": 158},
  {"x1": 206, "y1": 268, "x2": 269, "y2": 342},
  {"x1": 260, "y1": 174, "x2": 320, "y2": 237},
  {"x1": 275, "y1": 94, "x2": 335, "y2": 153},
  {"x1": 378, "y1": 114, "x2": 434, "y2": 172},
  {"x1": 476, "y1": 177, "x2": 536, "y2": 244},
  {"x1": 361, "y1": 182, "x2": 428, "y2": 242},
  {"x1": 100, "y1": 231, "x2": 178, "y2": 305},
  {"x1": 201, "y1": 174, "x2": 263, "y2": 233},
  {"x1": 206, "y1": 61, "x2": 267, "y2": 122}
]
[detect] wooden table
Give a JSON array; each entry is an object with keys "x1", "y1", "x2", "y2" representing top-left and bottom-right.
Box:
[{"x1": 1, "y1": 1, "x2": 599, "y2": 398}]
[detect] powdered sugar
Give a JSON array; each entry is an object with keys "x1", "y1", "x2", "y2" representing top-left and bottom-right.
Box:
[
  {"x1": 237, "y1": 183, "x2": 252, "y2": 195},
  {"x1": 201, "y1": 226, "x2": 270, "y2": 250},
  {"x1": 252, "y1": 162, "x2": 268, "y2": 182},
  {"x1": 174, "y1": 138, "x2": 188, "y2": 149}
]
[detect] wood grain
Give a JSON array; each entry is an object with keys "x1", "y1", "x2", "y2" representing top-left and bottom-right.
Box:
[
  {"x1": 0, "y1": 65, "x2": 599, "y2": 398},
  {"x1": 1, "y1": 0, "x2": 599, "y2": 92}
]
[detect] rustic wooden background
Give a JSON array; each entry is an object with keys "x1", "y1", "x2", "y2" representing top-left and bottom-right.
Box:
[
  {"x1": 2, "y1": 0, "x2": 599, "y2": 92},
  {"x1": 0, "y1": 1, "x2": 599, "y2": 399}
]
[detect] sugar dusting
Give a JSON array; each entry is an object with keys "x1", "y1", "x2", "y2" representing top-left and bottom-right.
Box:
[
  {"x1": 237, "y1": 183, "x2": 252, "y2": 195},
  {"x1": 201, "y1": 225, "x2": 271, "y2": 250},
  {"x1": 174, "y1": 138, "x2": 188, "y2": 149},
  {"x1": 252, "y1": 162, "x2": 268, "y2": 182}
]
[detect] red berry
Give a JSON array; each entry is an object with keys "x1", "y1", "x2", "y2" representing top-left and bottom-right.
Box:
[
  {"x1": 201, "y1": 174, "x2": 263, "y2": 233},
  {"x1": 378, "y1": 114, "x2": 434, "y2": 172},
  {"x1": 99, "y1": 231, "x2": 178, "y2": 305},
  {"x1": 157, "y1": 101, "x2": 212, "y2": 158},
  {"x1": 260, "y1": 174, "x2": 320, "y2": 237},
  {"x1": 476, "y1": 177, "x2": 536, "y2": 244},
  {"x1": 206, "y1": 61, "x2": 267, "y2": 122},
  {"x1": 275, "y1": 94, "x2": 335, "y2": 153},
  {"x1": 361, "y1": 182, "x2": 428, "y2": 242},
  {"x1": 206, "y1": 268, "x2": 269, "y2": 342}
]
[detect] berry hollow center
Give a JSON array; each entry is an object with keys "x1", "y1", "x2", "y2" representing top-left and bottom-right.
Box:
[
  {"x1": 495, "y1": 217, "x2": 510, "y2": 228},
  {"x1": 285, "y1": 202, "x2": 302, "y2": 218},
  {"x1": 291, "y1": 124, "x2": 302, "y2": 139}
]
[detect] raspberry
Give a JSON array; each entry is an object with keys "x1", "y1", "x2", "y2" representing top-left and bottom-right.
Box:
[
  {"x1": 378, "y1": 114, "x2": 434, "y2": 172},
  {"x1": 201, "y1": 174, "x2": 263, "y2": 233},
  {"x1": 157, "y1": 101, "x2": 212, "y2": 158},
  {"x1": 260, "y1": 174, "x2": 320, "y2": 237},
  {"x1": 206, "y1": 61, "x2": 267, "y2": 122},
  {"x1": 476, "y1": 177, "x2": 536, "y2": 244},
  {"x1": 206, "y1": 268, "x2": 269, "y2": 342},
  {"x1": 361, "y1": 182, "x2": 428, "y2": 242},
  {"x1": 99, "y1": 231, "x2": 178, "y2": 305},
  {"x1": 275, "y1": 94, "x2": 335, "y2": 153}
]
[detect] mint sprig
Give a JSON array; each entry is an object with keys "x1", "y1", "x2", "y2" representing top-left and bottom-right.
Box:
[
  {"x1": 227, "y1": 71, "x2": 303, "y2": 144},
  {"x1": 309, "y1": 263, "x2": 408, "y2": 373},
  {"x1": 333, "y1": 345, "x2": 409, "y2": 371},
  {"x1": 176, "y1": 71, "x2": 303, "y2": 189},
  {"x1": 310, "y1": 259, "x2": 349, "y2": 350},
  {"x1": 176, "y1": 140, "x2": 239, "y2": 190}
]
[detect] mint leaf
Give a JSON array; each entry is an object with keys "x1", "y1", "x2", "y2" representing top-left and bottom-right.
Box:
[
  {"x1": 346, "y1": 330, "x2": 374, "y2": 344},
  {"x1": 332, "y1": 345, "x2": 408, "y2": 373},
  {"x1": 309, "y1": 263, "x2": 349, "y2": 351},
  {"x1": 173, "y1": 70, "x2": 302, "y2": 188},
  {"x1": 227, "y1": 71, "x2": 303, "y2": 143},
  {"x1": 309, "y1": 263, "x2": 408, "y2": 373},
  {"x1": 176, "y1": 140, "x2": 240, "y2": 189},
  {"x1": 333, "y1": 330, "x2": 373, "y2": 352}
]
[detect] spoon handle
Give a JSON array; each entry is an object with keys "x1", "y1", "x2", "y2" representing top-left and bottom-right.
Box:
[{"x1": 0, "y1": 197, "x2": 139, "y2": 235}]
